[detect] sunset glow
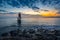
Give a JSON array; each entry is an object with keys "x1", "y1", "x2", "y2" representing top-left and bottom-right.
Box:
[
  {"x1": 20, "y1": 9, "x2": 39, "y2": 15},
  {"x1": 21, "y1": 9, "x2": 60, "y2": 17},
  {"x1": 39, "y1": 10, "x2": 60, "y2": 17}
]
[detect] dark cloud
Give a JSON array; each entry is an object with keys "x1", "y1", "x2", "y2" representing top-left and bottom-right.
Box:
[
  {"x1": 0, "y1": 10, "x2": 7, "y2": 12},
  {"x1": 0, "y1": 0, "x2": 60, "y2": 13},
  {"x1": 0, "y1": 0, "x2": 59, "y2": 8},
  {"x1": 40, "y1": 9, "x2": 49, "y2": 11},
  {"x1": 57, "y1": 11, "x2": 60, "y2": 14},
  {"x1": 32, "y1": 6, "x2": 40, "y2": 12},
  {"x1": 32, "y1": 7, "x2": 40, "y2": 10}
]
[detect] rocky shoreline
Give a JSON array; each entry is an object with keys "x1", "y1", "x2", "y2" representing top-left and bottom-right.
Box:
[{"x1": 0, "y1": 26, "x2": 60, "y2": 40}]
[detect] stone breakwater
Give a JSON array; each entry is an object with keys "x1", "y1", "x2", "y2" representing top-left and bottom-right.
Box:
[{"x1": 0, "y1": 27, "x2": 60, "y2": 40}]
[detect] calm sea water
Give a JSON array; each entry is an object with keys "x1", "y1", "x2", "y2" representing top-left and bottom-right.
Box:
[
  {"x1": 0, "y1": 13, "x2": 60, "y2": 35},
  {"x1": 0, "y1": 14, "x2": 60, "y2": 27}
]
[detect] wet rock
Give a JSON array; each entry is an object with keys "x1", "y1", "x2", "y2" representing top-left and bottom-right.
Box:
[{"x1": 1, "y1": 33, "x2": 8, "y2": 37}]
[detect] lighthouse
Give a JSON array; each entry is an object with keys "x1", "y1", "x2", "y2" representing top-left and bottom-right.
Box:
[
  {"x1": 17, "y1": 12, "x2": 21, "y2": 27},
  {"x1": 17, "y1": 12, "x2": 21, "y2": 35},
  {"x1": 18, "y1": 13, "x2": 21, "y2": 19}
]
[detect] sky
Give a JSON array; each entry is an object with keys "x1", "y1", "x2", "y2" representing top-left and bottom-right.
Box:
[{"x1": 0, "y1": 0, "x2": 60, "y2": 17}]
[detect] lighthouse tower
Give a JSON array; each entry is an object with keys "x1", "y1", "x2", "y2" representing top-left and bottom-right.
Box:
[
  {"x1": 17, "y1": 12, "x2": 21, "y2": 27},
  {"x1": 17, "y1": 13, "x2": 21, "y2": 35},
  {"x1": 18, "y1": 13, "x2": 21, "y2": 19}
]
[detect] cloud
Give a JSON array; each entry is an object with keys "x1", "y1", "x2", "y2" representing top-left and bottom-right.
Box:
[
  {"x1": 40, "y1": 9, "x2": 49, "y2": 12},
  {"x1": 57, "y1": 11, "x2": 60, "y2": 14},
  {"x1": 0, "y1": 0, "x2": 60, "y2": 13},
  {"x1": 0, "y1": 10, "x2": 7, "y2": 12}
]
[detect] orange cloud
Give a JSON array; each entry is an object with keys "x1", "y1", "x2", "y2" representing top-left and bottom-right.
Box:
[{"x1": 39, "y1": 10, "x2": 60, "y2": 17}]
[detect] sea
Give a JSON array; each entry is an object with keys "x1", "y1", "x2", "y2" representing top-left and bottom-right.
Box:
[{"x1": 0, "y1": 13, "x2": 60, "y2": 35}]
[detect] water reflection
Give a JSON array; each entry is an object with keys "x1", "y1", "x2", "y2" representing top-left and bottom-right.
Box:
[{"x1": 22, "y1": 17, "x2": 60, "y2": 25}]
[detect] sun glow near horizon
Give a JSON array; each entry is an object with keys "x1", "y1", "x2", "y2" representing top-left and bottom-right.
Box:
[
  {"x1": 21, "y1": 9, "x2": 60, "y2": 17},
  {"x1": 39, "y1": 10, "x2": 60, "y2": 17}
]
